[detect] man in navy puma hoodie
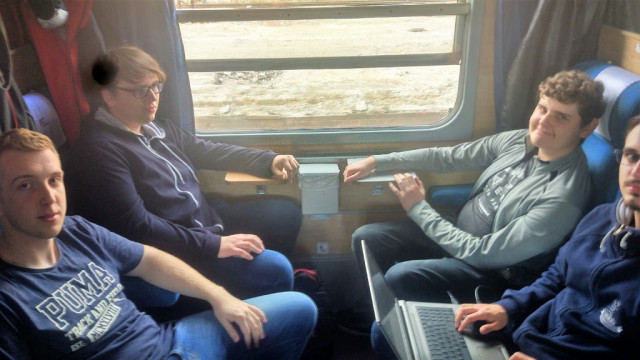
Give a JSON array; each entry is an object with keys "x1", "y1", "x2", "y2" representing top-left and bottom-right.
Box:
[{"x1": 455, "y1": 115, "x2": 640, "y2": 360}]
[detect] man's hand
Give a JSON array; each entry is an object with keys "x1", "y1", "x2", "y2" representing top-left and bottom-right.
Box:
[
  {"x1": 388, "y1": 173, "x2": 426, "y2": 211},
  {"x1": 454, "y1": 303, "x2": 509, "y2": 336},
  {"x1": 343, "y1": 156, "x2": 376, "y2": 183},
  {"x1": 210, "y1": 287, "x2": 267, "y2": 349},
  {"x1": 129, "y1": 246, "x2": 266, "y2": 349},
  {"x1": 218, "y1": 234, "x2": 265, "y2": 260},
  {"x1": 510, "y1": 352, "x2": 536, "y2": 360},
  {"x1": 271, "y1": 154, "x2": 299, "y2": 182}
]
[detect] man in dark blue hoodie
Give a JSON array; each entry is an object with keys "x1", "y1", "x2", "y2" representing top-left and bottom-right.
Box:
[
  {"x1": 68, "y1": 46, "x2": 301, "y2": 300},
  {"x1": 455, "y1": 115, "x2": 640, "y2": 360}
]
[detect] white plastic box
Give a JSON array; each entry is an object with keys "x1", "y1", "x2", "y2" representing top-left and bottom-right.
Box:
[{"x1": 298, "y1": 164, "x2": 340, "y2": 214}]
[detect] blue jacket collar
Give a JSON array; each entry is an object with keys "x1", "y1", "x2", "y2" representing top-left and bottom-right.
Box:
[{"x1": 94, "y1": 107, "x2": 165, "y2": 140}]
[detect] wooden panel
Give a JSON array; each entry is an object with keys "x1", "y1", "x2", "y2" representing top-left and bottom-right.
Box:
[
  {"x1": 294, "y1": 212, "x2": 408, "y2": 255},
  {"x1": 340, "y1": 182, "x2": 403, "y2": 212},
  {"x1": 224, "y1": 171, "x2": 279, "y2": 185},
  {"x1": 598, "y1": 25, "x2": 640, "y2": 74},
  {"x1": 199, "y1": 170, "x2": 301, "y2": 202}
]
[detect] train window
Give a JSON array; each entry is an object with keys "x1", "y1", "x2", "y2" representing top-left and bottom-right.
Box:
[{"x1": 176, "y1": 0, "x2": 484, "y2": 147}]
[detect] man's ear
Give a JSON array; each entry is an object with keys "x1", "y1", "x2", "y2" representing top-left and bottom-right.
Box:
[
  {"x1": 100, "y1": 88, "x2": 116, "y2": 108},
  {"x1": 580, "y1": 118, "x2": 599, "y2": 139}
]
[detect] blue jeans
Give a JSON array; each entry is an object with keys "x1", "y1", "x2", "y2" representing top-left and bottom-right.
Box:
[
  {"x1": 192, "y1": 249, "x2": 294, "y2": 300},
  {"x1": 371, "y1": 321, "x2": 397, "y2": 360},
  {"x1": 209, "y1": 198, "x2": 302, "y2": 257},
  {"x1": 352, "y1": 220, "x2": 506, "y2": 303},
  {"x1": 167, "y1": 291, "x2": 317, "y2": 360}
]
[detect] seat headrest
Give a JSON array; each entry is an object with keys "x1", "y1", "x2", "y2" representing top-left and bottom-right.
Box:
[
  {"x1": 23, "y1": 92, "x2": 66, "y2": 147},
  {"x1": 574, "y1": 60, "x2": 640, "y2": 150}
]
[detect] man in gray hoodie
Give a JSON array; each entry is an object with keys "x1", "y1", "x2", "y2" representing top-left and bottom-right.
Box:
[{"x1": 346, "y1": 70, "x2": 605, "y2": 306}]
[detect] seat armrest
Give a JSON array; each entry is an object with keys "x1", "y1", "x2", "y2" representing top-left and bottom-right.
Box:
[
  {"x1": 224, "y1": 172, "x2": 279, "y2": 185},
  {"x1": 428, "y1": 184, "x2": 473, "y2": 208}
]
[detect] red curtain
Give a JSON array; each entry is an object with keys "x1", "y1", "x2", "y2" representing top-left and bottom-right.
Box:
[{"x1": 20, "y1": 0, "x2": 93, "y2": 144}]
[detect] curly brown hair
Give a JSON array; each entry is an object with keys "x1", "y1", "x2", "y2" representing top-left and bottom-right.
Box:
[{"x1": 538, "y1": 70, "x2": 606, "y2": 127}]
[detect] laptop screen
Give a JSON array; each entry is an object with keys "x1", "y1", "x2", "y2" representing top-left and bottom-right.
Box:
[{"x1": 362, "y1": 241, "x2": 412, "y2": 360}]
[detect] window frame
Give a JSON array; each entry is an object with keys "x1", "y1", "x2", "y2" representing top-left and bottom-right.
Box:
[{"x1": 177, "y1": 0, "x2": 485, "y2": 147}]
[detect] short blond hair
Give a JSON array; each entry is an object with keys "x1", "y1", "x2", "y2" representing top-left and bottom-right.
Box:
[
  {"x1": 0, "y1": 129, "x2": 59, "y2": 186},
  {"x1": 0, "y1": 129, "x2": 58, "y2": 158},
  {"x1": 92, "y1": 45, "x2": 167, "y2": 87}
]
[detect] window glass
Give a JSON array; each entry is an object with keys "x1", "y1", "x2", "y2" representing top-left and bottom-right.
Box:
[{"x1": 177, "y1": 0, "x2": 466, "y2": 138}]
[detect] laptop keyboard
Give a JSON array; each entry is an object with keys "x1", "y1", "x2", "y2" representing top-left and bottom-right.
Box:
[{"x1": 416, "y1": 306, "x2": 472, "y2": 360}]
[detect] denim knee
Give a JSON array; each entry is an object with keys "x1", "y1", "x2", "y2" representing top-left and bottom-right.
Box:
[
  {"x1": 351, "y1": 223, "x2": 380, "y2": 252},
  {"x1": 245, "y1": 292, "x2": 318, "y2": 360},
  {"x1": 270, "y1": 251, "x2": 294, "y2": 291},
  {"x1": 385, "y1": 261, "x2": 412, "y2": 283},
  {"x1": 253, "y1": 250, "x2": 294, "y2": 293},
  {"x1": 255, "y1": 291, "x2": 317, "y2": 335},
  {"x1": 385, "y1": 261, "x2": 424, "y2": 299},
  {"x1": 371, "y1": 321, "x2": 397, "y2": 360}
]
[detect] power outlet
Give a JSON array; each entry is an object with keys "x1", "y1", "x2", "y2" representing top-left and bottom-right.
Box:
[{"x1": 317, "y1": 242, "x2": 329, "y2": 254}]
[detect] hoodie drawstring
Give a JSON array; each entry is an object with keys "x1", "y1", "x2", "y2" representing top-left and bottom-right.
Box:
[
  {"x1": 601, "y1": 224, "x2": 633, "y2": 253},
  {"x1": 620, "y1": 231, "x2": 632, "y2": 250},
  {"x1": 601, "y1": 225, "x2": 621, "y2": 253}
]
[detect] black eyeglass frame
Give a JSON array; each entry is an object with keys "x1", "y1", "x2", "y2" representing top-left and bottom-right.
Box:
[
  {"x1": 614, "y1": 149, "x2": 640, "y2": 166},
  {"x1": 114, "y1": 82, "x2": 164, "y2": 99}
]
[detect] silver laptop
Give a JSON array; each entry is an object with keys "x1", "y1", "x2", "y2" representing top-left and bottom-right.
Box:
[{"x1": 362, "y1": 240, "x2": 510, "y2": 360}]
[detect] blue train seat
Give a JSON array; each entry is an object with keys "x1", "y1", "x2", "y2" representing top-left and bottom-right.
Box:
[{"x1": 574, "y1": 60, "x2": 640, "y2": 210}]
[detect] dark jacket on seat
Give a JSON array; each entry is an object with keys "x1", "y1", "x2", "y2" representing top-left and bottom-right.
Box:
[{"x1": 67, "y1": 108, "x2": 277, "y2": 262}]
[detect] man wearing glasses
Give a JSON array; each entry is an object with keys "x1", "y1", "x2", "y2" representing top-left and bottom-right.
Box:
[
  {"x1": 67, "y1": 46, "x2": 301, "y2": 302},
  {"x1": 455, "y1": 114, "x2": 640, "y2": 359}
]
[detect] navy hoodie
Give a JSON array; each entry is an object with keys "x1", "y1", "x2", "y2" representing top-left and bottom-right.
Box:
[
  {"x1": 67, "y1": 108, "x2": 277, "y2": 262},
  {"x1": 496, "y1": 199, "x2": 640, "y2": 359}
]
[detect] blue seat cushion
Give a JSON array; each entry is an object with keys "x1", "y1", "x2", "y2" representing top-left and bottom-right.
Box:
[{"x1": 581, "y1": 132, "x2": 618, "y2": 210}]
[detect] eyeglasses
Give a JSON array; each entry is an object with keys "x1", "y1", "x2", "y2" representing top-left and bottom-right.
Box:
[
  {"x1": 615, "y1": 149, "x2": 640, "y2": 167},
  {"x1": 114, "y1": 82, "x2": 164, "y2": 99}
]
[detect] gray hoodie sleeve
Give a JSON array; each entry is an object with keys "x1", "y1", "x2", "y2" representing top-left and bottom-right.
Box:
[{"x1": 372, "y1": 129, "x2": 588, "y2": 270}]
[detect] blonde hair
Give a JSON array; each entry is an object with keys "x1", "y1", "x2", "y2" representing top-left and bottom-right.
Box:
[
  {"x1": 0, "y1": 129, "x2": 58, "y2": 158},
  {"x1": 92, "y1": 45, "x2": 167, "y2": 87},
  {"x1": 0, "y1": 129, "x2": 59, "y2": 185}
]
